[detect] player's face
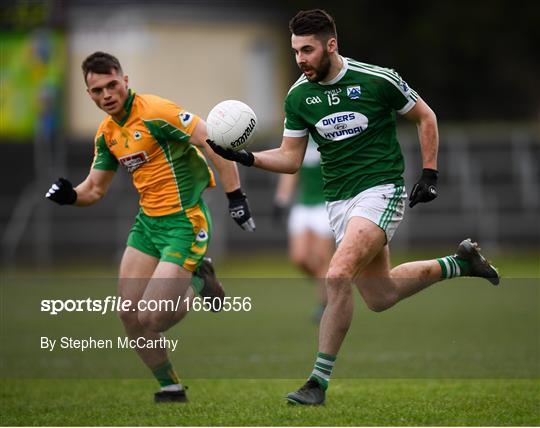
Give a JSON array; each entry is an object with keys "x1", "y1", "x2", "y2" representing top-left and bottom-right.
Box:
[
  {"x1": 86, "y1": 70, "x2": 129, "y2": 118},
  {"x1": 291, "y1": 34, "x2": 332, "y2": 82}
]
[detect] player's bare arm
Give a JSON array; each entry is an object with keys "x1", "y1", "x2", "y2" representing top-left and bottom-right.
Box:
[
  {"x1": 207, "y1": 132, "x2": 308, "y2": 174},
  {"x1": 403, "y1": 97, "x2": 438, "y2": 170},
  {"x1": 45, "y1": 169, "x2": 115, "y2": 207},
  {"x1": 403, "y1": 97, "x2": 440, "y2": 207},
  {"x1": 74, "y1": 169, "x2": 116, "y2": 206},
  {"x1": 253, "y1": 136, "x2": 308, "y2": 174}
]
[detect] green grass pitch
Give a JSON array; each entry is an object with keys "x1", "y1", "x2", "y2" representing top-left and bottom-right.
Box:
[
  {"x1": 2, "y1": 379, "x2": 538, "y2": 426},
  {"x1": 1, "y1": 251, "x2": 539, "y2": 426}
]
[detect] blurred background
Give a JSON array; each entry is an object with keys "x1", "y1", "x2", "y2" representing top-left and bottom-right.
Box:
[{"x1": 1, "y1": 0, "x2": 539, "y2": 269}]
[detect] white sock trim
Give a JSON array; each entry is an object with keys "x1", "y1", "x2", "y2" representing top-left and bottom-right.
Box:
[
  {"x1": 449, "y1": 257, "x2": 461, "y2": 276},
  {"x1": 160, "y1": 384, "x2": 183, "y2": 392},
  {"x1": 442, "y1": 257, "x2": 452, "y2": 278},
  {"x1": 316, "y1": 357, "x2": 335, "y2": 367},
  {"x1": 311, "y1": 369, "x2": 330, "y2": 381}
]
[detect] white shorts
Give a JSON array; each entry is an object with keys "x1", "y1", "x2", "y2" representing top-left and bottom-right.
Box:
[
  {"x1": 288, "y1": 204, "x2": 333, "y2": 237},
  {"x1": 326, "y1": 183, "x2": 406, "y2": 245}
]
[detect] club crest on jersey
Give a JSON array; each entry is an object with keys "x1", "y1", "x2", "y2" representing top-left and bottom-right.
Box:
[
  {"x1": 347, "y1": 86, "x2": 362, "y2": 100},
  {"x1": 179, "y1": 111, "x2": 193, "y2": 128},
  {"x1": 196, "y1": 228, "x2": 208, "y2": 242},
  {"x1": 133, "y1": 131, "x2": 142, "y2": 140},
  {"x1": 118, "y1": 151, "x2": 149, "y2": 173},
  {"x1": 315, "y1": 111, "x2": 369, "y2": 141}
]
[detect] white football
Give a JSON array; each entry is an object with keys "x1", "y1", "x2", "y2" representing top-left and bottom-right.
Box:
[{"x1": 206, "y1": 100, "x2": 257, "y2": 151}]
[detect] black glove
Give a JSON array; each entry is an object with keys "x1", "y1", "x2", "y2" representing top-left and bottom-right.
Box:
[
  {"x1": 409, "y1": 168, "x2": 438, "y2": 208},
  {"x1": 207, "y1": 140, "x2": 254, "y2": 167},
  {"x1": 45, "y1": 177, "x2": 77, "y2": 205},
  {"x1": 272, "y1": 201, "x2": 289, "y2": 225},
  {"x1": 226, "y1": 188, "x2": 256, "y2": 231}
]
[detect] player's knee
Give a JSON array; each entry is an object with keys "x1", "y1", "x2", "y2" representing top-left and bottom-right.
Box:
[
  {"x1": 118, "y1": 307, "x2": 138, "y2": 327},
  {"x1": 326, "y1": 265, "x2": 354, "y2": 283},
  {"x1": 326, "y1": 266, "x2": 354, "y2": 296},
  {"x1": 137, "y1": 311, "x2": 172, "y2": 333}
]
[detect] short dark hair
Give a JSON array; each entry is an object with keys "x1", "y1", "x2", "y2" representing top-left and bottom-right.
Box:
[
  {"x1": 81, "y1": 51, "x2": 123, "y2": 84},
  {"x1": 289, "y1": 9, "x2": 337, "y2": 40}
]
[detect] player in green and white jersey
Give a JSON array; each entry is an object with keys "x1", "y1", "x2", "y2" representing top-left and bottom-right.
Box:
[
  {"x1": 209, "y1": 9, "x2": 500, "y2": 405},
  {"x1": 274, "y1": 136, "x2": 334, "y2": 322}
]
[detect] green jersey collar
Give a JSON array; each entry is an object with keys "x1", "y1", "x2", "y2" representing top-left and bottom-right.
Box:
[
  {"x1": 113, "y1": 89, "x2": 135, "y2": 126},
  {"x1": 319, "y1": 56, "x2": 348, "y2": 86}
]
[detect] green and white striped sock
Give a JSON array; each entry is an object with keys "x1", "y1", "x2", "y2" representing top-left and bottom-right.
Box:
[
  {"x1": 437, "y1": 255, "x2": 470, "y2": 279},
  {"x1": 309, "y1": 352, "x2": 336, "y2": 390}
]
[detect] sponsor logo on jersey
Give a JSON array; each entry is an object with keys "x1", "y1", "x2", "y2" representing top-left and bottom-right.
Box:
[
  {"x1": 305, "y1": 96, "x2": 322, "y2": 105},
  {"x1": 324, "y1": 88, "x2": 342, "y2": 95},
  {"x1": 347, "y1": 86, "x2": 362, "y2": 100},
  {"x1": 230, "y1": 118, "x2": 256, "y2": 149},
  {"x1": 118, "y1": 151, "x2": 149, "y2": 173},
  {"x1": 196, "y1": 228, "x2": 208, "y2": 242},
  {"x1": 179, "y1": 111, "x2": 193, "y2": 128},
  {"x1": 133, "y1": 131, "x2": 142, "y2": 140},
  {"x1": 315, "y1": 111, "x2": 369, "y2": 141}
]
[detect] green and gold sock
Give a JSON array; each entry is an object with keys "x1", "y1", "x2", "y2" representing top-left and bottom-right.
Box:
[{"x1": 152, "y1": 360, "x2": 180, "y2": 389}]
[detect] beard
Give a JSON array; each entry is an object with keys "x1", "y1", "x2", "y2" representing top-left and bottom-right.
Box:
[{"x1": 303, "y1": 49, "x2": 332, "y2": 83}]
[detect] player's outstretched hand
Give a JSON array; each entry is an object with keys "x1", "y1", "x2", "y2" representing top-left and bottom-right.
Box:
[
  {"x1": 409, "y1": 168, "x2": 438, "y2": 208},
  {"x1": 206, "y1": 140, "x2": 254, "y2": 167},
  {"x1": 45, "y1": 177, "x2": 77, "y2": 205},
  {"x1": 226, "y1": 188, "x2": 256, "y2": 232}
]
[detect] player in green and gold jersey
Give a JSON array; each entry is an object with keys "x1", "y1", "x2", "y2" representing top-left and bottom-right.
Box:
[
  {"x1": 209, "y1": 9, "x2": 500, "y2": 405},
  {"x1": 46, "y1": 52, "x2": 255, "y2": 403}
]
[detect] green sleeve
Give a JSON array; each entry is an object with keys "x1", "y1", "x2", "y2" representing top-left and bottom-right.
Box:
[
  {"x1": 284, "y1": 95, "x2": 308, "y2": 133},
  {"x1": 143, "y1": 119, "x2": 192, "y2": 144},
  {"x1": 92, "y1": 134, "x2": 118, "y2": 171},
  {"x1": 377, "y1": 69, "x2": 419, "y2": 114}
]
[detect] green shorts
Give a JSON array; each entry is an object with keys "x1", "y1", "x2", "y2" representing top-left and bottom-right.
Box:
[{"x1": 127, "y1": 200, "x2": 212, "y2": 272}]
